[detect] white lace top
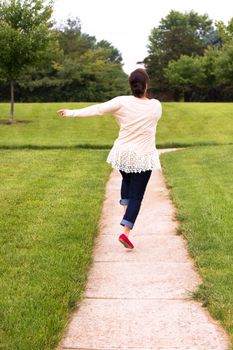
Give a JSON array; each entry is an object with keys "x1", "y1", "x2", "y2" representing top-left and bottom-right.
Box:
[{"x1": 64, "y1": 95, "x2": 162, "y2": 173}]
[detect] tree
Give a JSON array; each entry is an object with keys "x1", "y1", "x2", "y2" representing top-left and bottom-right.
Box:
[
  {"x1": 96, "y1": 40, "x2": 123, "y2": 64},
  {"x1": 211, "y1": 18, "x2": 233, "y2": 100},
  {"x1": 16, "y1": 17, "x2": 129, "y2": 102},
  {"x1": 57, "y1": 17, "x2": 96, "y2": 57},
  {"x1": 214, "y1": 43, "x2": 233, "y2": 100},
  {"x1": 0, "y1": 0, "x2": 56, "y2": 122},
  {"x1": 145, "y1": 10, "x2": 216, "y2": 96},
  {"x1": 165, "y1": 55, "x2": 205, "y2": 101},
  {"x1": 164, "y1": 43, "x2": 233, "y2": 102},
  {"x1": 215, "y1": 17, "x2": 233, "y2": 45}
]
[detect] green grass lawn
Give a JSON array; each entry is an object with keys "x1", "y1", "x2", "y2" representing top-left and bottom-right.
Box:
[
  {"x1": 157, "y1": 102, "x2": 233, "y2": 147},
  {"x1": 0, "y1": 148, "x2": 110, "y2": 350},
  {"x1": 0, "y1": 102, "x2": 232, "y2": 148},
  {"x1": 0, "y1": 102, "x2": 233, "y2": 349},
  {"x1": 160, "y1": 145, "x2": 233, "y2": 347},
  {"x1": 0, "y1": 103, "x2": 117, "y2": 149}
]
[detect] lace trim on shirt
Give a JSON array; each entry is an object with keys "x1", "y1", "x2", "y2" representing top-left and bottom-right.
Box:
[{"x1": 107, "y1": 148, "x2": 161, "y2": 173}]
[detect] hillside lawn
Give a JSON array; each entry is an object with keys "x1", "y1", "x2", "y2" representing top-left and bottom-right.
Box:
[
  {"x1": 0, "y1": 102, "x2": 233, "y2": 349},
  {"x1": 0, "y1": 102, "x2": 232, "y2": 149}
]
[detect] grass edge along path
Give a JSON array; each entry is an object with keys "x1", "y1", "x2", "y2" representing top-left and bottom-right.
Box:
[
  {"x1": 160, "y1": 145, "x2": 233, "y2": 349},
  {"x1": 0, "y1": 148, "x2": 111, "y2": 350}
]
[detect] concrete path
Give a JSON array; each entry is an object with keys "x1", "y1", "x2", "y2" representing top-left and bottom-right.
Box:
[{"x1": 58, "y1": 149, "x2": 229, "y2": 350}]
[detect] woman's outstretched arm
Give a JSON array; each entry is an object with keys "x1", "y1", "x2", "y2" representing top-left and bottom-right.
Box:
[{"x1": 57, "y1": 97, "x2": 121, "y2": 118}]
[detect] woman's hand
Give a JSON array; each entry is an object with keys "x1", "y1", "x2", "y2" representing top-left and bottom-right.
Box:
[{"x1": 57, "y1": 109, "x2": 69, "y2": 117}]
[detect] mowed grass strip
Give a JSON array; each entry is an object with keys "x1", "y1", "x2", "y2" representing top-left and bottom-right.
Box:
[
  {"x1": 0, "y1": 102, "x2": 233, "y2": 149},
  {"x1": 0, "y1": 149, "x2": 110, "y2": 350},
  {"x1": 157, "y1": 102, "x2": 233, "y2": 147},
  {"x1": 0, "y1": 103, "x2": 118, "y2": 149},
  {"x1": 160, "y1": 145, "x2": 233, "y2": 346}
]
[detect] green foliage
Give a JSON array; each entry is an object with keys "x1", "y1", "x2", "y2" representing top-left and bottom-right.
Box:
[
  {"x1": 0, "y1": 0, "x2": 56, "y2": 79},
  {"x1": 0, "y1": 9, "x2": 128, "y2": 103},
  {"x1": 165, "y1": 40, "x2": 233, "y2": 101},
  {"x1": 96, "y1": 40, "x2": 123, "y2": 64},
  {"x1": 145, "y1": 10, "x2": 233, "y2": 101},
  {"x1": 215, "y1": 43, "x2": 233, "y2": 85},
  {"x1": 151, "y1": 10, "x2": 213, "y2": 57},
  {"x1": 165, "y1": 55, "x2": 205, "y2": 95},
  {"x1": 215, "y1": 18, "x2": 233, "y2": 44},
  {"x1": 0, "y1": 4, "x2": 231, "y2": 102},
  {"x1": 14, "y1": 17, "x2": 129, "y2": 102},
  {"x1": 200, "y1": 47, "x2": 220, "y2": 86},
  {"x1": 57, "y1": 17, "x2": 96, "y2": 57},
  {"x1": 145, "y1": 10, "x2": 215, "y2": 93},
  {"x1": 0, "y1": 0, "x2": 59, "y2": 120}
]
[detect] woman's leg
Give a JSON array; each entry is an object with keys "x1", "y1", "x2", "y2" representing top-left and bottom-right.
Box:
[
  {"x1": 121, "y1": 170, "x2": 152, "y2": 235},
  {"x1": 119, "y1": 170, "x2": 130, "y2": 214},
  {"x1": 119, "y1": 171, "x2": 131, "y2": 237}
]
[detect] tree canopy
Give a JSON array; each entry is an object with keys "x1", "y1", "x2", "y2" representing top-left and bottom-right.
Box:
[
  {"x1": 0, "y1": 6, "x2": 128, "y2": 118},
  {"x1": 0, "y1": 0, "x2": 58, "y2": 120},
  {"x1": 0, "y1": 4, "x2": 232, "y2": 105},
  {"x1": 164, "y1": 17, "x2": 233, "y2": 101},
  {"x1": 144, "y1": 10, "x2": 233, "y2": 101}
]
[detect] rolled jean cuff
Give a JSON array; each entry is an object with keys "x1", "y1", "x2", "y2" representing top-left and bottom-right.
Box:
[
  {"x1": 120, "y1": 219, "x2": 134, "y2": 229},
  {"x1": 119, "y1": 198, "x2": 129, "y2": 206}
]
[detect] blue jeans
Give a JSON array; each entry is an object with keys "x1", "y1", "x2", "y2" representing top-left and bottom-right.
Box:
[{"x1": 119, "y1": 170, "x2": 152, "y2": 229}]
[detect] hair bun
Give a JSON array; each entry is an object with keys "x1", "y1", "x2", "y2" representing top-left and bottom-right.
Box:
[{"x1": 129, "y1": 69, "x2": 149, "y2": 98}]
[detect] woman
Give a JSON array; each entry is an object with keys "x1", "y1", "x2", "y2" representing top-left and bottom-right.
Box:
[{"x1": 57, "y1": 68, "x2": 162, "y2": 250}]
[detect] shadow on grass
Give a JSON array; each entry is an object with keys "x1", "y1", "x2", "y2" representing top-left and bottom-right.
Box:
[
  {"x1": 157, "y1": 141, "x2": 229, "y2": 148},
  {"x1": 0, "y1": 141, "x2": 230, "y2": 151},
  {"x1": 0, "y1": 120, "x2": 32, "y2": 125},
  {"x1": 0, "y1": 144, "x2": 111, "y2": 151}
]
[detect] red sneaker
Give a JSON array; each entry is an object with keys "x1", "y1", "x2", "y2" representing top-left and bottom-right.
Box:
[{"x1": 119, "y1": 234, "x2": 134, "y2": 249}]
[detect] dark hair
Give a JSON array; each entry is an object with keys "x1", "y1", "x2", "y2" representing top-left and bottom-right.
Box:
[{"x1": 129, "y1": 68, "x2": 150, "y2": 97}]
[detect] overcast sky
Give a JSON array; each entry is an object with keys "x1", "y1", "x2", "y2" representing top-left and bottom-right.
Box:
[{"x1": 53, "y1": 0, "x2": 232, "y2": 74}]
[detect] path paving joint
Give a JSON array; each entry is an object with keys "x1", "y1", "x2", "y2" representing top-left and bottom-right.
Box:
[{"x1": 58, "y1": 148, "x2": 229, "y2": 350}]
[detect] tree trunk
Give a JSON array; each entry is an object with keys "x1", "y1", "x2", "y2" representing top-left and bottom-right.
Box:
[{"x1": 10, "y1": 80, "x2": 14, "y2": 123}]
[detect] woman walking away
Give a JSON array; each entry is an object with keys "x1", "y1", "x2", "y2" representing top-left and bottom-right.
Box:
[{"x1": 57, "y1": 68, "x2": 162, "y2": 250}]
